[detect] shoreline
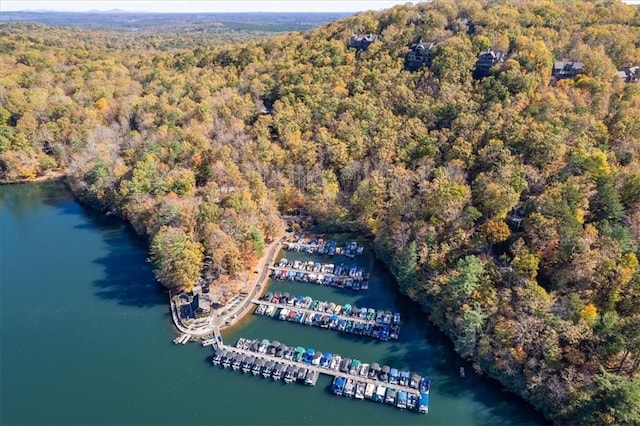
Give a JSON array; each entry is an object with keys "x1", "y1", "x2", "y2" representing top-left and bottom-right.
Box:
[
  {"x1": 170, "y1": 232, "x2": 286, "y2": 337},
  {"x1": 0, "y1": 170, "x2": 67, "y2": 185}
]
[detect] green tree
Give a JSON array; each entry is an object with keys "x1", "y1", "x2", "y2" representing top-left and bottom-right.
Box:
[{"x1": 149, "y1": 226, "x2": 203, "y2": 292}]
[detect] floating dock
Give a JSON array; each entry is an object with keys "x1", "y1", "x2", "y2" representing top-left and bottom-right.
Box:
[
  {"x1": 211, "y1": 337, "x2": 430, "y2": 414},
  {"x1": 283, "y1": 239, "x2": 364, "y2": 258},
  {"x1": 253, "y1": 295, "x2": 400, "y2": 341},
  {"x1": 270, "y1": 259, "x2": 369, "y2": 291}
]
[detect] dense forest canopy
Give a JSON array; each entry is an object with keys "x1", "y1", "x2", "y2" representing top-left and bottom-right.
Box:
[{"x1": 2, "y1": 0, "x2": 640, "y2": 423}]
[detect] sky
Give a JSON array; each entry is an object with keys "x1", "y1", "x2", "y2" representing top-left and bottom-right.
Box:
[{"x1": 1, "y1": 0, "x2": 418, "y2": 13}]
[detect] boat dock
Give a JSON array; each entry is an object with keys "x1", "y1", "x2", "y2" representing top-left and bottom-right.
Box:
[
  {"x1": 211, "y1": 337, "x2": 430, "y2": 414},
  {"x1": 252, "y1": 296, "x2": 400, "y2": 341},
  {"x1": 172, "y1": 333, "x2": 190, "y2": 344},
  {"x1": 270, "y1": 262, "x2": 369, "y2": 291}
]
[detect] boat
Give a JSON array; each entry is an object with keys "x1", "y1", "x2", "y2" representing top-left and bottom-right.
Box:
[
  {"x1": 340, "y1": 358, "x2": 352, "y2": 373},
  {"x1": 262, "y1": 361, "x2": 275, "y2": 378},
  {"x1": 332, "y1": 376, "x2": 346, "y2": 395},
  {"x1": 236, "y1": 337, "x2": 246, "y2": 348},
  {"x1": 305, "y1": 369, "x2": 318, "y2": 386},
  {"x1": 419, "y1": 377, "x2": 431, "y2": 393},
  {"x1": 389, "y1": 368, "x2": 399, "y2": 384},
  {"x1": 221, "y1": 351, "x2": 232, "y2": 368},
  {"x1": 232, "y1": 353, "x2": 243, "y2": 371},
  {"x1": 358, "y1": 363, "x2": 370, "y2": 377},
  {"x1": 349, "y1": 359, "x2": 361, "y2": 375},
  {"x1": 392, "y1": 312, "x2": 401, "y2": 324},
  {"x1": 418, "y1": 392, "x2": 429, "y2": 413},
  {"x1": 258, "y1": 339, "x2": 269, "y2": 354},
  {"x1": 272, "y1": 362, "x2": 285, "y2": 380},
  {"x1": 293, "y1": 346, "x2": 305, "y2": 362},
  {"x1": 369, "y1": 363, "x2": 381, "y2": 379},
  {"x1": 296, "y1": 367, "x2": 307, "y2": 382},
  {"x1": 400, "y1": 371, "x2": 411, "y2": 387},
  {"x1": 460, "y1": 366, "x2": 466, "y2": 378},
  {"x1": 344, "y1": 378, "x2": 355, "y2": 397},
  {"x1": 385, "y1": 387, "x2": 397, "y2": 405},
  {"x1": 320, "y1": 352, "x2": 332, "y2": 368},
  {"x1": 410, "y1": 374, "x2": 422, "y2": 389},
  {"x1": 354, "y1": 381, "x2": 365, "y2": 400},
  {"x1": 252, "y1": 358, "x2": 264, "y2": 375},
  {"x1": 242, "y1": 356, "x2": 255, "y2": 373},
  {"x1": 396, "y1": 391, "x2": 407, "y2": 409},
  {"x1": 284, "y1": 365, "x2": 297, "y2": 383},
  {"x1": 303, "y1": 348, "x2": 315, "y2": 364},
  {"x1": 312, "y1": 351, "x2": 323, "y2": 366},
  {"x1": 374, "y1": 385, "x2": 387, "y2": 403},
  {"x1": 364, "y1": 383, "x2": 376, "y2": 399},
  {"x1": 380, "y1": 365, "x2": 390, "y2": 381},
  {"x1": 329, "y1": 354, "x2": 341, "y2": 370},
  {"x1": 407, "y1": 392, "x2": 419, "y2": 410},
  {"x1": 212, "y1": 350, "x2": 223, "y2": 366}
]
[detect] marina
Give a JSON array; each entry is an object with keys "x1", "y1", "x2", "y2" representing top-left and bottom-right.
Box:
[
  {"x1": 212, "y1": 337, "x2": 430, "y2": 414},
  {"x1": 252, "y1": 293, "x2": 400, "y2": 341}
]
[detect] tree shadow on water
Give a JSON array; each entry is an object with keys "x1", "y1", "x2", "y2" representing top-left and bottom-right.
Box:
[{"x1": 81, "y1": 206, "x2": 166, "y2": 308}]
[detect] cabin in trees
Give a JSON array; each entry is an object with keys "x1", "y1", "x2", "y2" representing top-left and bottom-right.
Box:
[
  {"x1": 474, "y1": 49, "x2": 505, "y2": 79},
  {"x1": 348, "y1": 33, "x2": 378, "y2": 51},
  {"x1": 552, "y1": 60, "x2": 584, "y2": 80},
  {"x1": 405, "y1": 40, "x2": 436, "y2": 71},
  {"x1": 616, "y1": 66, "x2": 639, "y2": 83}
]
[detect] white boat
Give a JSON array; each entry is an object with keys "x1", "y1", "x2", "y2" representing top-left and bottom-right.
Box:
[{"x1": 364, "y1": 383, "x2": 376, "y2": 399}]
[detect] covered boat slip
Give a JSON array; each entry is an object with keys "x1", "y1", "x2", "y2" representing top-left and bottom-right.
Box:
[{"x1": 212, "y1": 337, "x2": 430, "y2": 414}]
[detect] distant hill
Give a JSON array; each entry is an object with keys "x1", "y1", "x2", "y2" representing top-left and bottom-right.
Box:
[{"x1": 0, "y1": 11, "x2": 351, "y2": 33}]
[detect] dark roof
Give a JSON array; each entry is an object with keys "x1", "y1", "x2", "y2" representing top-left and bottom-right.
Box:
[
  {"x1": 478, "y1": 49, "x2": 505, "y2": 64},
  {"x1": 616, "y1": 66, "x2": 639, "y2": 82}
]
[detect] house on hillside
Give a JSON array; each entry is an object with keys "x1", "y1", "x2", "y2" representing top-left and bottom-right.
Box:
[
  {"x1": 616, "y1": 66, "x2": 639, "y2": 83},
  {"x1": 552, "y1": 60, "x2": 584, "y2": 80},
  {"x1": 474, "y1": 49, "x2": 505, "y2": 79},
  {"x1": 405, "y1": 40, "x2": 436, "y2": 71},
  {"x1": 348, "y1": 33, "x2": 378, "y2": 51}
]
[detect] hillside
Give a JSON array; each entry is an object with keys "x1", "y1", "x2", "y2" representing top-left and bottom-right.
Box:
[{"x1": 2, "y1": 0, "x2": 640, "y2": 423}]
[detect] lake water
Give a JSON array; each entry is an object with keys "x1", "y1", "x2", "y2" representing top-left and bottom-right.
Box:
[{"x1": 0, "y1": 181, "x2": 548, "y2": 425}]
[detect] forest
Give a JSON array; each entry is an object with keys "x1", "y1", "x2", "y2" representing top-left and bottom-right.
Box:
[{"x1": 1, "y1": 0, "x2": 640, "y2": 423}]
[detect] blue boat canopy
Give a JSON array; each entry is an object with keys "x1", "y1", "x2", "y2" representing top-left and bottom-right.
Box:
[
  {"x1": 390, "y1": 368, "x2": 399, "y2": 376},
  {"x1": 344, "y1": 304, "x2": 352, "y2": 309},
  {"x1": 331, "y1": 315, "x2": 338, "y2": 321}
]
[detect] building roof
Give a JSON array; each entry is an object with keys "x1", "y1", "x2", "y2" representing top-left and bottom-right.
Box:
[
  {"x1": 411, "y1": 41, "x2": 436, "y2": 52},
  {"x1": 351, "y1": 33, "x2": 378, "y2": 43},
  {"x1": 553, "y1": 60, "x2": 584, "y2": 71},
  {"x1": 616, "y1": 66, "x2": 639, "y2": 81}
]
